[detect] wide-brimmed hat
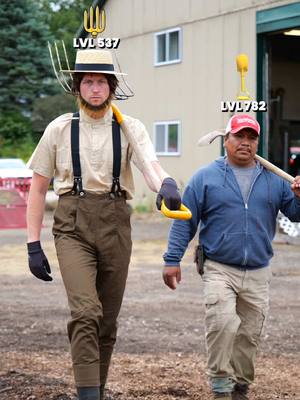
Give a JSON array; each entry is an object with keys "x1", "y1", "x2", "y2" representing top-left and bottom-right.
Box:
[
  {"x1": 226, "y1": 114, "x2": 260, "y2": 136},
  {"x1": 60, "y1": 49, "x2": 127, "y2": 76}
]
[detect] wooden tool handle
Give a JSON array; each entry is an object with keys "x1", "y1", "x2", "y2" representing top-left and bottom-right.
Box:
[{"x1": 254, "y1": 154, "x2": 294, "y2": 183}]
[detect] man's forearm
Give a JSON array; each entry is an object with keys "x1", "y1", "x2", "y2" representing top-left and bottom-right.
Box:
[
  {"x1": 140, "y1": 161, "x2": 171, "y2": 193},
  {"x1": 27, "y1": 189, "x2": 47, "y2": 242},
  {"x1": 163, "y1": 220, "x2": 193, "y2": 266},
  {"x1": 163, "y1": 185, "x2": 200, "y2": 265},
  {"x1": 151, "y1": 161, "x2": 170, "y2": 182}
]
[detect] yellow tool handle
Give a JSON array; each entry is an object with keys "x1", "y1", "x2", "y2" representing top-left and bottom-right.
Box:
[
  {"x1": 161, "y1": 200, "x2": 192, "y2": 220},
  {"x1": 112, "y1": 103, "x2": 192, "y2": 220},
  {"x1": 111, "y1": 103, "x2": 123, "y2": 124}
]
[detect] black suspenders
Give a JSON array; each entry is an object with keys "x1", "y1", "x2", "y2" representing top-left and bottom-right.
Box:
[
  {"x1": 70, "y1": 112, "x2": 122, "y2": 198},
  {"x1": 110, "y1": 116, "x2": 122, "y2": 197},
  {"x1": 71, "y1": 112, "x2": 84, "y2": 196}
]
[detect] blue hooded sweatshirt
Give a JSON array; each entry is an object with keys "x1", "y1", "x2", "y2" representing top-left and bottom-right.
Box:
[{"x1": 164, "y1": 157, "x2": 300, "y2": 269}]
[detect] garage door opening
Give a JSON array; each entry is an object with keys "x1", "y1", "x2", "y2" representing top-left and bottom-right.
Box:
[{"x1": 268, "y1": 29, "x2": 300, "y2": 176}]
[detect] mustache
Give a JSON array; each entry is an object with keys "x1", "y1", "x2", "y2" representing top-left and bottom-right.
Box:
[
  {"x1": 238, "y1": 145, "x2": 251, "y2": 151},
  {"x1": 78, "y1": 95, "x2": 110, "y2": 111}
]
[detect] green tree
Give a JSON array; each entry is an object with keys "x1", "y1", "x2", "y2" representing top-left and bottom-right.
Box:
[
  {"x1": 39, "y1": 0, "x2": 93, "y2": 67},
  {"x1": 0, "y1": 0, "x2": 94, "y2": 159},
  {"x1": 0, "y1": 0, "x2": 59, "y2": 115},
  {"x1": 0, "y1": 112, "x2": 36, "y2": 160},
  {"x1": 32, "y1": 93, "x2": 77, "y2": 132}
]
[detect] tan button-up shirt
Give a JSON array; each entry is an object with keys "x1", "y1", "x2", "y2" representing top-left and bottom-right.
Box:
[{"x1": 27, "y1": 107, "x2": 157, "y2": 199}]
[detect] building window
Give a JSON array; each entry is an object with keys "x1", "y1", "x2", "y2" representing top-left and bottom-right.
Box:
[
  {"x1": 154, "y1": 121, "x2": 180, "y2": 155},
  {"x1": 154, "y1": 28, "x2": 181, "y2": 66}
]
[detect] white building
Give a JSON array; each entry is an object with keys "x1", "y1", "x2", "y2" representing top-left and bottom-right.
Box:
[{"x1": 80, "y1": 0, "x2": 300, "y2": 208}]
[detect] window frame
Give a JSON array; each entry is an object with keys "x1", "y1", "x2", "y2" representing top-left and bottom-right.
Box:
[
  {"x1": 154, "y1": 120, "x2": 181, "y2": 156},
  {"x1": 154, "y1": 27, "x2": 182, "y2": 66}
]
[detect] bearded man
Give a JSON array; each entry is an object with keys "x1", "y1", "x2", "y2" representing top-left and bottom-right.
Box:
[{"x1": 26, "y1": 49, "x2": 181, "y2": 400}]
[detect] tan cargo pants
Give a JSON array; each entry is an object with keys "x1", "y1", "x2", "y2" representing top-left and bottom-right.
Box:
[
  {"x1": 53, "y1": 192, "x2": 132, "y2": 387},
  {"x1": 202, "y1": 259, "x2": 271, "y2": 394}
]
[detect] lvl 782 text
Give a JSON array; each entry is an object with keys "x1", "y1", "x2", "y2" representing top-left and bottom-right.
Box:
[{"x1": 221, "y1": 101, "x2": 267, "y2": 112}]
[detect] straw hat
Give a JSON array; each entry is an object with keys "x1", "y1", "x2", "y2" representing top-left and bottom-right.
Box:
[{"x1": 60, "y1": 49, "x2": 126, "y2": 75}]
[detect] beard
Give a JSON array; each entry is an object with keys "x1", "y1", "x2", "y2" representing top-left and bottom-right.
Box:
[{"x1": 78, "y1": 95, "x2": 111, "y2": 111}]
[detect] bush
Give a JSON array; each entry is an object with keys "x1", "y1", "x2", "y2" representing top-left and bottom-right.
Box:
[{"x1": 0, "y1": 112, "x2": 36, "y2": 161}]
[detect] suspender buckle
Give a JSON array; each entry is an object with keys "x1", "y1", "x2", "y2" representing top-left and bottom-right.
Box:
[
  {"x1": 72, "y1": 176, "x2": 85, "y2": 197},
  {"x1": 110, "y1": 177, "x2": 122, "y2": 198}
]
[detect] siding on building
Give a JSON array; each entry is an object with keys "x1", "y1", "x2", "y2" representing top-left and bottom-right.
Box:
[{"x1": 97, "y1": 0, "x2": 298, "y2": 208}]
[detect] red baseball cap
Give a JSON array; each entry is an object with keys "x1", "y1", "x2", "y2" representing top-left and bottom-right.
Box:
[{"x1": 226, "y1": 114, "x2": 260, "y2": 136}]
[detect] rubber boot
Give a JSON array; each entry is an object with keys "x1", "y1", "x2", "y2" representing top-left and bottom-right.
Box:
[
  {"x1": 100, "y1": 384, "x2": 112, "y2": 400},
  {"x1": 77, "y1": 386, "x2": 100, "y2": 400},
  {"x1": 232, "y1": 383, "x2": 249, "y2": 400},
  {"x1": 100, "y1": 385, "x2": 104, "y2": 400}
]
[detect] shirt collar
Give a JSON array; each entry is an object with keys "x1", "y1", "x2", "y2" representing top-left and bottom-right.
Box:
[{"x1": 79, "y1": 106, "x2": 113, "y2": 125}]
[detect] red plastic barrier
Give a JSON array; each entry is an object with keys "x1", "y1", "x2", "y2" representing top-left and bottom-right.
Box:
[
  {"x1": 0, "y1": 178, "x2": 31, "y2": 229},
  {"x1": 0, "y1": 177, "x2": 31, "y2": 202}
]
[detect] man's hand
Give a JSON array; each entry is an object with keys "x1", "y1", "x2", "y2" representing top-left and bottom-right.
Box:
[
  {"x1": 162, "y1": 266, "x2": 181, "y2": 290},
  {"x1": 291, "y1": 176, "x2": 300, "y2": 198},
  {"x1": 27, "y1": 241, "x2": 53, "y2": 282},
  {"x1": 156, "y1": 177, "x2": 181, "y2": 211}
]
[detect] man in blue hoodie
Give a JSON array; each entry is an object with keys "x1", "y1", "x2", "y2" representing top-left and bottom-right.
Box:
[{"x1": 162, "y1": 114, "x2": 300, "y2": 400}]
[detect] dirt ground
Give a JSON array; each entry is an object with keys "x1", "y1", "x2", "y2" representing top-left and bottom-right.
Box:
[{"x1": 0, "y1": 211, "x2": 299, "y2": 400}]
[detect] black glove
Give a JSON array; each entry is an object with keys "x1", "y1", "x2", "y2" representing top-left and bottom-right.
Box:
[
  {"x1": 27, "y1": 241, "x2": 53, "y2": 282},
  {"x1": 156, "y1": 177, "x2": 181, "y2": 211}
]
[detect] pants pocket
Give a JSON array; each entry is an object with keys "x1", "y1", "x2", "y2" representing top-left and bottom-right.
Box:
[
  {"x1": 53, "y1": 195, "x2": 78, "y2": 235},
  {"x1": 248, "y1": 309, "x2": 266, "y2": 343},
  {"x1": 53, "y1": 233, "x2": 68, "y2": 245},
  {"x1": 205, "y1": 293, "x2": 220, "y2": 332}
]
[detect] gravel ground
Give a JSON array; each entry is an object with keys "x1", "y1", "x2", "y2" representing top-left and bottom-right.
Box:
[{"x1": 0, "y1": 211, "x2": 299, "y2": 399}]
